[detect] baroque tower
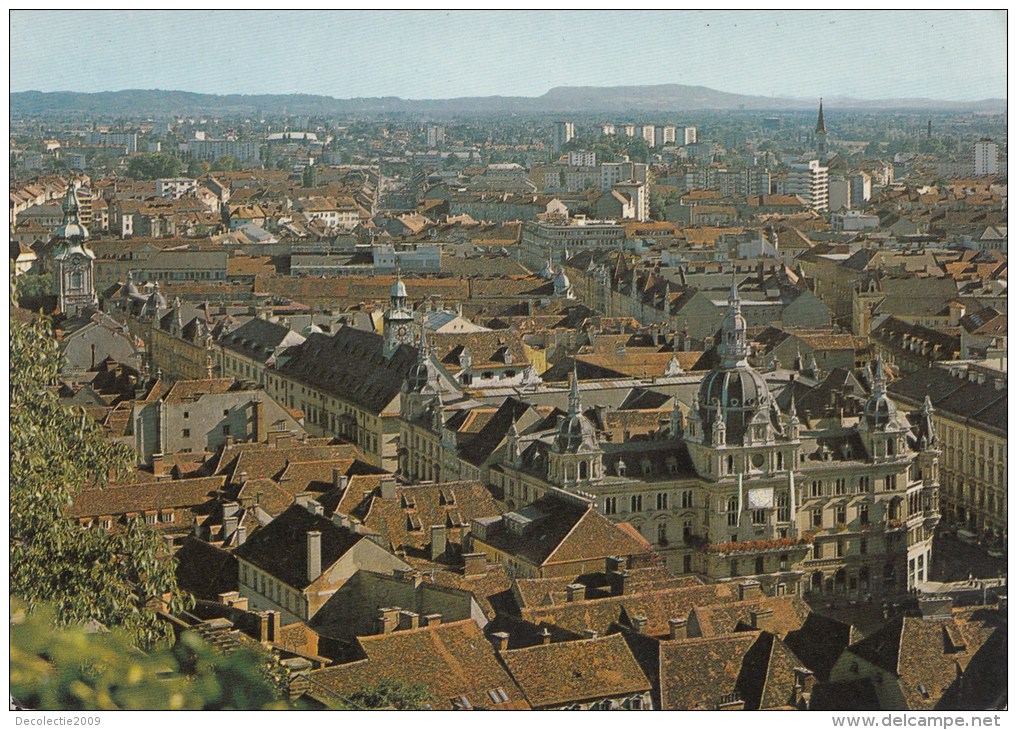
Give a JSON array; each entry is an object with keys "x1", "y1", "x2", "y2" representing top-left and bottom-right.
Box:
[{"x1": 51, "y1": 185, "x2": 97, "y2": 316}]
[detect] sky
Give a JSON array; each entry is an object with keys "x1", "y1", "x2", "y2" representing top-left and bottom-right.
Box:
[{"x1": 9, "y1": 10, "x2": 1008, "y2": 102}]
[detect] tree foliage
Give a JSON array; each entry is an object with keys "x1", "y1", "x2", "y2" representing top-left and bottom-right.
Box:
[
  {"x1": 337, "y1": 678, "x2": 436, "y2": 710},
  {"x1": 10, "y1": 601, "x2": 288, "y2": 710},
  {"x1": 126, "y1": 152, "x2": 182, "y2": 180},
  {"x1": 9, "y1": 274, "x2": 187, "y2": 648},
  {"x1": 212, "y1": 155, "x2": 239, "y2": 172}
]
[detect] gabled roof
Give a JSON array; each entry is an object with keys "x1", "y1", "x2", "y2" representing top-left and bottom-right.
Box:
[
  {"x1": 659, "y1": 631, "x2": 802, "y2": 710},
  {"x1": 307, "y1": 619, "x2": 530, "y2": 710},
  {"x1": 69, "y1": 476, "x2": 225, "y2": 519},
  {"x1": 500, "y1": 633, "x2": 651, "y2": 707},
  {"x1": 233, "y1": 504, "x2": 367, "y2": 590}
]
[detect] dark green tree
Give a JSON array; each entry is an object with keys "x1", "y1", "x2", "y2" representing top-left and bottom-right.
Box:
[
  {"x1": 339, "y1": 678, "x2": 436, "y2": 710},
  {"x1": 302, "y1": 164, "x2": 317, "y2": 188},
  {"x1": 126, "y1": 153, "x2": 182, "y2": 180},
  {"x1": 10, "y1": 275, "x2": 188, "y2": 648},
  {"x1": 186, "y1": 157, "x2": 209, "y2": 178},
  {"x1": 212, "y1": 156, "x2": 239, "y2": 172}
]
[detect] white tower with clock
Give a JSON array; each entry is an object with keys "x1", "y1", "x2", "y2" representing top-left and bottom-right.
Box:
[
  {"x1": 383, "y1": 273, "x2": 415, "y2": 358},
  {"x1": 51, "y1": 185, "x2": 97, "y2": 317}
]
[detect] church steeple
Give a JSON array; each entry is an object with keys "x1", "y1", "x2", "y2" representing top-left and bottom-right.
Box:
[
  {"x1": 51, "y1": 184, "x2": 96, "y2": 317},
  {"x1": 815, "y1": 98, "x2": 828, "y2": 160}
]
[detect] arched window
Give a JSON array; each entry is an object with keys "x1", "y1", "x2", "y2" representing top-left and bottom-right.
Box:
[{"x1": 657, "y1": 522, "x2": 668, "y2": 545}]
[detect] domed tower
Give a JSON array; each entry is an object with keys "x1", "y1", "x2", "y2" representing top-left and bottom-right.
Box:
[
  {"x1": 547, "y1": 371, "x2": 603, "y2": 488},
  {"x1": 383, "y1": 272, "x2": 415, "y2": 358},
  {"x1": 401, "y1": 328, "x2": 442, "y2": 421},
  {"x1": 858, "y1": 357, "x2": 910, "y2": 462},
  {"x1": 686, "y1": 282, "x2": 795, "y2": 478},
  {"x1": 553, "y1": 266, "x2": 575, "y2": 299},
  {"x1": 51, "y1": 185, "x2": 97, "y2": 316}
]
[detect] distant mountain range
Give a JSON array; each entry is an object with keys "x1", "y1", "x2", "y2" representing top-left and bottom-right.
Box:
[{"x1": 9, "y1": 84, "x2": 1006, "y2": 117}]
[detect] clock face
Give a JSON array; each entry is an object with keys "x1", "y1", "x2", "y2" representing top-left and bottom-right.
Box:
[{"x1": 395, "y1": 324, "x2": 410, "y2": 341}]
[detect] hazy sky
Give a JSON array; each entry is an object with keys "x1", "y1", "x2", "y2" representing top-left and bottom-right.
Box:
[{"x1": 9, "y1": 10, "x2": 1007, "y2": 101}]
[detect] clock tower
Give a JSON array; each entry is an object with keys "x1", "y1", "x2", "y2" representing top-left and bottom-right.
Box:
[
  {"x1": 51, "y1": 185, "x2": 97, "y2": 317},
  {"x1": 383, "y1": 273, "x2": 415, "y2": 358}
]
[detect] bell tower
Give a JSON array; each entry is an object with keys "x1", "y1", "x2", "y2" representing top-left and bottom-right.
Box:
[
  {"x1": 383, "y1": 272, "x2": 415, "y2": 358},
  {"x1": 51, "y1": 185, "x2": 97, "y2": 316}
]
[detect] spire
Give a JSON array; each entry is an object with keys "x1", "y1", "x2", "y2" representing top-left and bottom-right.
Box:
[
  {"x1": 816, "y1": 98, "x2": 827, "y2": 134},
  {"x1": 567, "y1": 366, "x2": 581, "y2": 416},
  {"x1": 872, "y1": 355, "x2": 887, "y2": 396},
  {"x1": 717, "y1": 278, "x2": 749, "y2": 366},
  {"x1": 788, "y1": 394, "x2": 798, "y2": 422},
  {"x1": 669, "y1": 398, "x2": 684, "y2": 438},
  {"x1": 417, "y1": 325, "x2": 429, "y2": 358}
]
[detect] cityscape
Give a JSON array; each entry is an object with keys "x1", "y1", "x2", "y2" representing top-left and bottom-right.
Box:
[{"x1": 8, "y1": 10, "x2": 1007, "y2": 714}]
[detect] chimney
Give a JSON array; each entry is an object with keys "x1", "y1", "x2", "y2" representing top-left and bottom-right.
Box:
[
  {"x1": 380, "y1": 476, "x2": 397, "y2": 500},
  {"x1": 267, "y1": 610, "x2": 281, "y2": 642},
  {"x1": 257, "y1": 612, "x2": 270, "y2": 643},
  {"x1": 397, "y1": 610, "x2": 420, "y2": 631},
  {"x1": 539, "y1": 628, "x2": 552, "y2": 645},
  {"x1": 430, "y1": 525, "x2": 447, "y2": 560},
  {"x1": 463, "y1": 552, "x2": 488, "y2": 577},
  {"x1": 374, "y1": 607, "x2": 399, "y2": 635},
  {"x1": 739, "y1": 580, "x2": 762, "y2": 601},
  {"x1": 422, "y1": 613, "x2": 442, "y2": 628},
  {"x1": 491, "y1": 631, "x2": 510, "y2": 652},
  {"x1": 152, "y1": 452, "x2": 167, "y2": 477},
  {"x1": 252, "y1": 399, "x2": 265, "y2": 442},
  {"x1": 223, "y1": 514, "x2": 238, "y2": 541},
  {"x1": 792, "y1": 668, "x2": 816, "y2": 707},
  {"x1": 333, "y1": 467, "x2": 348, "y2": 492},
  {"x1": 605, "y1": 555, "x2": 625, "y2": 574},
  {"x1": 669, "y1": 618, "x2": 688, "y2": 640},
  {"x1": 583, "y1": 629, "x2": 599, "y2": 640},
  {"x1": 631, "y1": 615, "x2": 648, "y2": 634},
  {"x1": 217, "y1": 590, "x2": 240, "y2": 606},
  {"x1": 750, "y1": 608, "x2": 774, "y2": 631},
  {"x1": 565, "y1": 583, "x2": 585, "y2": 603},
  {"x1": 237, "y1": 471, "x2": 248, "y2": 487},
  {"x1": 609, "y1": 570, "x2": 629, "y2": 596},
  {"x1": 306, "y1": 531, "x2": 322, "y2": 584},
  {"x1": 235, "y1": 524, "x2": 247, "y2": 546}
]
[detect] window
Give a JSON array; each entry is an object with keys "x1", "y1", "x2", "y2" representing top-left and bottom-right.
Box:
[
  {"x1": 183, "y1": 411, "x2": 189, "y2": 419},
  {"x1": 812, "y1": 542, "x2": 822, "y2": 560},
  {"x1": 755, "y1": 556, "x2": 765, "y2": 574},
  {"x1": 812, "y1": 507, "x2": 823, "y2": 528},
  {"x1": 681, "y1": 490, "x2": 693, "y2": 509},
  {"x1": 605, "y1": 497, "x2": 617, "y2": 515},
  {"x1": 859, "y1": 503, "x2": 869, "y2": 525},
  {"x1": 727, "y1": 497, "x2": 739, "y2": 527},
  {"x1": 836, "y1": 540, "x2": 845, "y2": 558},
  {"x1": 752, "y1": 509, "x2": 766, "y2": 525},
  {"x1": 182, "y1": 429, "x2": 190, "y2": 438},
  {"x1": 835, "y1": 505, "x2": 847, "y2": 524},
  {"x1": 730, "y1": 559, "x2": 739, "y2": 578},
  {"x1": 630, "y1": 495, "x2": 643, "y2": 513},
  {"x1": 657, "y1": 523, "x2": 668, "y2": 545},
  {"x1": 835, "y1": 478, "x2": 847, "y2": 495},
  {"x1": 683, "y1": 554, "x2": 693, "y2": 574},
  {"x1": 779, "y1": 553, "x2": 789, "y2": 571},
  {"x1": 223, "y1": 409, "x2": 230, "y2": 417},
  {"x1": 223, "y1": 425, "x2": 231, "y2": 436},
  {"x1": 860, "y1": 538, "x2": 868, "y2": 555},
  {"x1": 811, "y1": 480, "x2": 822, "y2": 498},
  {"x1": 859, "y1": 476, "x2": 870, "y2": 492},
  {"x1": 777, "y1": 492, "x2": 790, "y2": 522},
  {"x1": 657, "y1": 492, "x2": 668, "y2": 510}
]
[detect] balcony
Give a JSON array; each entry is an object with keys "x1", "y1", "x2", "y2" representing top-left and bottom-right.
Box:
[{"x1": 700, "y1": 533, "x2": 815, "y2": 557}]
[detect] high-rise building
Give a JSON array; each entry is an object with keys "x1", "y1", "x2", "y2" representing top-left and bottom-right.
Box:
[
  {"x1": 786, "y1": 160, "x2": 830, "y2": 212},
  {"x1": 551, "y1": 121, "x2": 576, "y2": 156},
  {"x1": 567, "y1": 150, "x2": 597, "y2": 167},
  {"x1": 828, "y1": 179, "x2": 851, "y2": 212},
  {"x1": 601, "y1": 123, "x2": 616, "y2": 136},
  {"x1": 850, "y1": 172, "x2": 872, "y2": 207},
  {"x1": 974, "y1": 139, "x2": 999, "y2": 176},
  {"x1": 682, "y1": 126, "x2": 698, "y2": 145},
  {"x1": 426, "y1": 124, "x2": 446, "y2": 148}
]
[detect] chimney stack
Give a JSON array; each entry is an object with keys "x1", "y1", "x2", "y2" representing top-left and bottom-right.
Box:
[
  {"x1": 540, "y1": 628, "x2": 552, "y2": 645},
  {"x1": 463, "y1": 552, "x2": 488, "y2": 576},
  {"x1": 152, "y1": 452, "x2": 167, "y2": 477},
  {"x1": 605, "y1": 555, "x2": 625, "y2": 574},
  {"x1": 235, "y1": 524, "x2": 247, "y2": 546},
  {"x1": 491, "y1": 631, "x2": 510, "y2": 652},
  {"x1": 375, "y1": 607, "x2": 399, "y2": 635},
  {"x1": 583, "y1": 629, "x2": 599, "y2": 640},
  {"x1": 668, "y1": 618, "x2": 688, "y2": 640},
  {"x1": 397, "y1": 611, "x2": 420, "y2": 631},
  {"x1": 631, "y1": 615, "x2": 648, "y2": 634},
  {"x1": 430, "y1": 525, "x2": 447, "y2": 560},
  {"x1": 223, "y1": 514, "x2": 238, "y2": 542},
  {"x1": 609, "y1": 570, "x2": 629, "y2": 596},
  {"x1": 750, "y1": 608, "x2": 774, "y2": 632},
  {"x1": 267, "y1": 610, "x2": 280, "y2": 642},
  {"x1": 739, "y1": 580, "x2": 762, "y2": 601},
  {"x1": 422, "y1": 613, "x2": 442, "y2": 628},
  {"x1": 333, "y1": 467, "x2": 348, "y2": 492},
  {"x1": 565, "y1": 583, "x2": 585, "y2": 603},
  {"x1": 252, "y1": 399, "x2": 265, "y2": 442},
  {"x1": 380, "y1": 476, "x2": 397, "y2": 500},
  {"x1": 306, "y1": 531, "x2": 322, "y2": 584}
]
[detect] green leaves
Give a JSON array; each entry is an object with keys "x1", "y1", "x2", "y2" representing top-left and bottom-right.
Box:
[
  {"x1": 10, "y1": 600, "x2": 288, "y2": 710},
  {"x1": 10, "y1": 273, "x2": 185, "y2": 648}
]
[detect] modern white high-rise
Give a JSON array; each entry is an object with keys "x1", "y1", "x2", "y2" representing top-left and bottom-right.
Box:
[
  {"x1": 567, "y1": 150, "x2": 597, "y2": 167},
  {"x1": 426, "y1": 125, "x2": 446, "y2": 148},
  {"x1": 974, "y1": 139, "x2": 1000, "y2": 176},
  {"x1": 601, "y1": 123, "x2": 616, "y2": 136},
  {"x1": 551, "y1": 121, "x2": 576, "y2": 155},
  {"x1": 682, "y1": 126, "x2": 698, "y2": 145},
  {"x1": 786, "y1": 160, "x2": 829, "y2": 212}
]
